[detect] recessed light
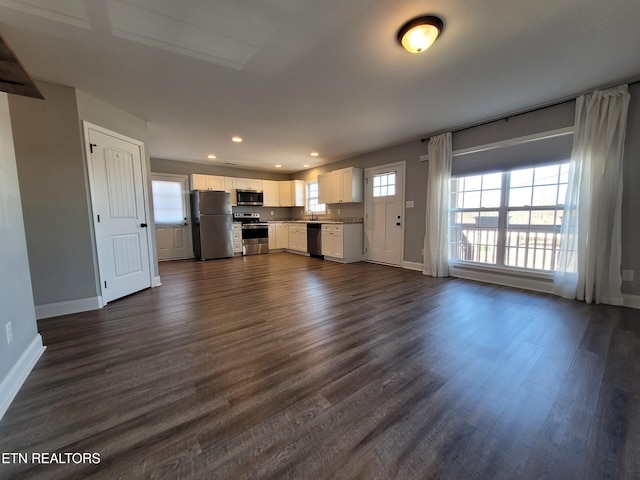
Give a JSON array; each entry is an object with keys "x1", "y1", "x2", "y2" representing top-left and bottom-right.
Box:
[
  {"x1": 303, "y1": 164, "x2": 310, "y2": 168},
  {"x1": 207, "y1": 154, "x2": 216, "y2": 159},
  {"x1": 310, "y1": 152, "x2": 319, "y2": 157},
  {"x1": 231, "y1": 136, "x2": 243, "y2": 143},
  {"x1": 275, "y1": 164, "x2": 282, "y2": 168}
]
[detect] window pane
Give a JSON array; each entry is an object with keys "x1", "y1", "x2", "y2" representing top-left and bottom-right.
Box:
[
  {"x1": 557, "y1": 184, "x2": 568, "y2": 205},
  {"x1": 152, "y1": 180, "x2": 184, "y2": 225},
  {"x1": 482, "y1": 173, "x2": 502, "y2": 190},
  {"x1": 508, "y1": 211, "x2": 530, "y2": 226},
  {"x1": 463, "y1": 191, "x2": 481, "y2": 209},
  {"x1": 532, "y1": 185, "x2": 559, "y2": 206},
  {"x1": 529, "y1": 210, "x2": 557, "y2": 225},
  {"x1": 481, "y1": 189, "x2": 501, "y2": 208},
  {"x1": 508, "y1": 187, "x2": 532, "y2": 207},
  {"x1": 372, "y1": 173, "x2": 396, "y2": 197},
  {"x1": 465, "y1": 175, "x2": 482, "y2": 191},
  {"x1": 306, "y1": 181, "x2": 325, "y2": 213},
  {"x1": 534, "y1": 165, "x2": 559, "y2": 186},
  {"x1": 559, "y1": 163, "x2": 570, "y2": 184},
  {"x1": 510, "y1": 168, "x2": 533, "y2": 188}
]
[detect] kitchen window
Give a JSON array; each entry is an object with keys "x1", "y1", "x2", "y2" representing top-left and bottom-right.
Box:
[
  {"x1": 306, "y1": 181, "x2": 325, "y2": 213},
  {"x1": 449, "y1": 162, "x2": 569, "y2": 271}
]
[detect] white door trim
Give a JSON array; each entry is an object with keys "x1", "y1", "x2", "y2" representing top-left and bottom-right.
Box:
[
  {"x1": 364, "y1": 161, "x2": 406, "y2": 266},
  {"x1": 82, "y1": 121, "x2": 154, "y2": 307}
]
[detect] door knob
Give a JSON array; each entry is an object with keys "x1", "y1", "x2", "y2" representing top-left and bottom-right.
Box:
[{"x1": 140, "y1": 223, "x2": 148, "y2": 228}]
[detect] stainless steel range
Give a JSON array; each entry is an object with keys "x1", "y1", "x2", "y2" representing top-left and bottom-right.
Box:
[{"x1": 233, "y1": 213, "x2": 269, "y2": 255}]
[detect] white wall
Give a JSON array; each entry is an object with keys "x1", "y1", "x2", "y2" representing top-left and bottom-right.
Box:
[{"x1": 0, "y1": 92, "x2": 44, "y2": 419}]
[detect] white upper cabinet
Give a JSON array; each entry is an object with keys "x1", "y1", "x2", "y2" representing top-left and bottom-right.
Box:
[
  {"x1": 318, "y1": 172, "x2": 331, "y2": 205},
  {"x1": 318, "y1": 167, "x2": 363, "y2": 203},
  {"x1": 236, "y1": 178, "x2": 263, "y2": 190},
  {"x1": 190, "y1": 174, "x2": 225, "y2": 191},
  {"x1": 292, "y1": 180, "x2": 305, "y2": 207},
  {"x1": 263, "y1": 180, "x2": 279, "y2": 207},
  {"x1": 278, "y1": 181, "x2": 292, "y2": 206}
]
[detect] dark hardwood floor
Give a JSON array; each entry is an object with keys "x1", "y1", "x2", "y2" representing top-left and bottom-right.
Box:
[{"x1": 1, "y1": 253, "x2": 639, "y2": 479}]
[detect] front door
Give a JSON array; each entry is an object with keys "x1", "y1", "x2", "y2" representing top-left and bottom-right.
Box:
[
  {"x1": 365, "y1": 162, "x2": 405, "y2": 266},
  {"x1": 151, "y1": 174, "x2": 192, "y2": 260},
  {"x1": 86, "y1": 125, "x2": 152, "y2": 304}
]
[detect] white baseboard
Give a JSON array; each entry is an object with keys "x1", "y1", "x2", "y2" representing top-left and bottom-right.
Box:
[
  {"x1": 402, "y1": 261, "x2": 424, "y2": 272},
  {"x1": 623, "y1": 294, "x2": 640, "y2": 310},
  {"x1": 153, "y1": 275, "x2": 162, "y2": 287},
  {"x1": 0, "y1": 334, "x2": 45, "y2": 420},
  {"x1": 35, "y1": 296, "x2": 101, "y2": 320}
]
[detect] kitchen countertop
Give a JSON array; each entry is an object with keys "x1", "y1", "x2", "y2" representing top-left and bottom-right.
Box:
[{"x1": 267, "y1": 219, "x2": 363, "y2": 224}]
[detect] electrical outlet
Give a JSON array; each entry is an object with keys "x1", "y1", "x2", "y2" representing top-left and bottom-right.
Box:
[
  {"x1": 337, "y1": 209, "x2": 341, "y2": 214},
  {"x1": 327, "y1": 208, "x2": 332, "y2": 214},
  {"x1": 270, "y1": 210, "x2": 274, "y2": 216},
  {"x1": 622, "y1": 270, "x2": 635, "y2": 282},
  {"x1": 5, "y1": 322, "x2": 12, "y2": 344}
]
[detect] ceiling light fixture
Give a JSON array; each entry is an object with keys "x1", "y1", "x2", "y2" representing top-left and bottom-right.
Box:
[
  {"x1": 310, "y1": 152, "x2": 319, "y2": 157},
  {"x1": 231, "y1": 136, "x2": 243, "y2": 143},
  {"x1": 303, "y1": 164, "x2": 310, "y2": 168},
  {"x1": 207, "y1": 154, "x2": 216, "y2": 159},
  {"x1": 275, "y1": 164, "x2": 282, "y2": 168},
  {"x1": 397, "y1": 15, "x2": 443, "y2": 53}
]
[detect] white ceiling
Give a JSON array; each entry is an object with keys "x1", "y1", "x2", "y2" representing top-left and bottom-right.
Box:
[{"x1": 2, "y1": 0, "x2": 640, "y2": 173}]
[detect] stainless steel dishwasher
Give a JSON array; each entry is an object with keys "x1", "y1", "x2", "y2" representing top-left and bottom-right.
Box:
[{"x1": 307, "y1": 223, "x2": 323, "y2": 258}]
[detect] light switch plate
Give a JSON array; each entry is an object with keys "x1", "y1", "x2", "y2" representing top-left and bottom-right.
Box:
[
  {"x1": 622, "y1": 270, "x2": 634, "y2": 282},
  {"x1": 406, "y1": 200, "x2": 415, "y2": 208}
]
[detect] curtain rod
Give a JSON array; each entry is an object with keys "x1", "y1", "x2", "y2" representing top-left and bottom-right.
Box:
[{"x1": 420, "y1": 78, "x2": 640, "y2": 143}]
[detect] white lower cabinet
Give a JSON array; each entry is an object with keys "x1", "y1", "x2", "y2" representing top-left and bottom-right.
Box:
[
  {"x1": 275, "y1": 223, "x2": 289, "y2": 249},
  {"x1": 321, "y1": 224, "x2": 364, "y2": 263},
  {"x1": 268, "y1": 223, "x2": 276, "y2": 249},
  {"x1": 287, "y1": 224, "x2": 308, "y2": 253},
  {"x1": 232, "y1": 223, "x2": 242, "y2": 255}
]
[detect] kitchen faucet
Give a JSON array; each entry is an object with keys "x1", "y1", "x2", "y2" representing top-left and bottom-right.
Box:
[{"x1": 306, "y1": 210, "x2": 317, "y2": 221}]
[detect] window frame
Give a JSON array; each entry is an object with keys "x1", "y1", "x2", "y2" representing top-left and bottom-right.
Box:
[
  {"x1": 305, "y1": 181, "x2": 326, "y2": 214},
  {"x1": 449, "y1": 162, "x2": 568, "y2": 274}
]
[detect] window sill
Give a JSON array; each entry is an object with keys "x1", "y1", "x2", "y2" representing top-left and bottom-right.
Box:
[{"x1": 449, "y1": 261, "x2": 554, "y2": 294}]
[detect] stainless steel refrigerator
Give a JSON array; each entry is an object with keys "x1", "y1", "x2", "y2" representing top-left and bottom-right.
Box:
[{"x1": 191, "y1": 190, "x2": 233, "y2": 260}]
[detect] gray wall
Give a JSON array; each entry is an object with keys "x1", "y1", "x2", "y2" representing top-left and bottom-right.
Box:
[
  {"x1": 620, "y1": 83, "x2": 640, "y2": 296},
  {"x1": 151, "y1": 157, "x2": 290, "y2": 181},
  {"x1": 9, "y1": 82, "x2": 98, "y2": 305},
  {"x1": 9, "y1": 80, "x2": 158, "y2": 308},
  {"x1": 0, "y1": 93, "x2": 39, "y2": 383},
  {"x1": 292, "y1": 141, "x2": 428, "y2": 264}
]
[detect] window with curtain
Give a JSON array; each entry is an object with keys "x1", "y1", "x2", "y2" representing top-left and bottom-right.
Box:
[
  {"x1": 449, "y1": 162, "x2": 569, "y2": 271},
  {"x1": 306, "y1": 182, "x2": 325, "y2": 213},
  {"x1": 151, "y1": 180, "x2": 185, "y2": 225}
]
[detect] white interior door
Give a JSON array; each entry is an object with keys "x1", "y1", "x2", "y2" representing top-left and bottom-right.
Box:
[
  {"x1": 151, "y1": 174, "x2": 192, "y2": 260},
  {"x1": 365, "y1": 162, "x2": 405, "y2": 265},
  {"x1": 86, "y1": 125, "x2": 152, "y2": 304}
]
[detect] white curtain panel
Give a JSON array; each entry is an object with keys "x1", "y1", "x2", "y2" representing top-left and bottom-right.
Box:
[
  {"x1": 423, "y1": 132, "x2": 452, "y2": 277},
  {"x1": 554, "y1": 85, "x2": 630, "y2": 305}
]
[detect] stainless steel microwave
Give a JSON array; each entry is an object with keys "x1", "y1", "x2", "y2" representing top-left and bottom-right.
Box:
[{"x1": 236, "y1": 189, "x2": 264, "y2": 206}]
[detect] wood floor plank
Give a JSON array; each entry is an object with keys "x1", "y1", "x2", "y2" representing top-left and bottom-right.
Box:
[{"x1": 0, "y1": 253, "x2": 639, "y2": 479}]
